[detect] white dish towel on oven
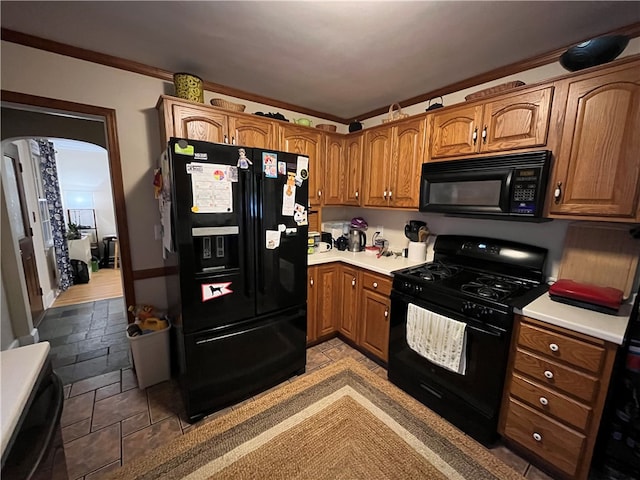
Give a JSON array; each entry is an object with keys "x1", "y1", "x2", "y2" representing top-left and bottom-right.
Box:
[{"x1": 406, "y1": 303, "x2": 467, "y2": 375}]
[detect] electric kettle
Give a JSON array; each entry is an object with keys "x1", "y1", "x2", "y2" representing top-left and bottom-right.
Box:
[{"x1": 347, "y1": 228, "x2": 366, "y2": 252}]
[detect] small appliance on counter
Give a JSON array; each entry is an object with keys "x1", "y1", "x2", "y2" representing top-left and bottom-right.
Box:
[
  {"x1": 347, "y1": 228, "x2": 366, "y2": 252},
  {"x1": 307, "y1": 231, "x2": 321, "y2": 254},
  {"x1": 549, "y1": 279, "x2": 624, "y2": 314}
]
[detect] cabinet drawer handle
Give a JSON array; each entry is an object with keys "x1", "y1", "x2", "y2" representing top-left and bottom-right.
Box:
[
  {"x1": 539, "y1": 397, "x2": 549, "y2": 406},
  {"x1": 223, "y1": 134, "x2": 229, "y2": 144},
  {"x1": 352, "y1": 278, "x2": 356, "y2": 287},
  {"x1": 388, "y1": 190, "x2": 392, "y2": 199},
  {"x1": 533, "y1": 432, "x2": 542, "y2": 442},
  {"x1": 544, "y1": 370, "x2": 554, "y2": 379},
  {"x1": 231, "y1": 136, "x2": 236, "y2": 145},
  {"x1": 554, "y1": 182, "x2": 562, "y2": 204},
  {"x1": 472, "y1": 127, "x2": 478, "y2": 145},
  {"x1": 482, "y1": 125, "x2": 487, "y2": 143},
  {"x1": 549, "y1": 343, "x2": 559, "y2": 352},
  {"x1": 372, "y1": 282, "x2": 378, "y2": 288},
  {"x1": 383, "y1": 190, "x2": 387, "y2": 198}
]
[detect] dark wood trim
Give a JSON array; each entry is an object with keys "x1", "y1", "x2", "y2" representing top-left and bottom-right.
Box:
[
  {"x1": 132, "y1": 266, "x2": 178, "y2": 281},
  {"x1": 349, "y1": 22, "x2": 640, "y2": 122},
  {"x1": 1, "y1": 28, "x2": 346, "y2": 124},
  {"x1": 1, "y1": 90, "x2": 136, "y2": 309}
]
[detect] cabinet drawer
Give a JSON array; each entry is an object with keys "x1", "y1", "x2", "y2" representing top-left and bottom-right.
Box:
[
  {"x1": 362, "y1": 272, "x2": 392, "y2": 296},
  {"x1": 514, "y1": 348, "x2": 598, "y2": 403},
  {"x1": 503, "y1": 398, "x2": 585, "y2": 477},
  {"x1": 518, "y1": 322, "x2": 605, "y2": 374},
  {"x1": 509, "y1": 374, "x2": 592, "y2": 432}
]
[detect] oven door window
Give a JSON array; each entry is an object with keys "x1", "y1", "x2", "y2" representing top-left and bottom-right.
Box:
[{"x1": 389, "y1": 295, "x2": 510, "y2": 419}]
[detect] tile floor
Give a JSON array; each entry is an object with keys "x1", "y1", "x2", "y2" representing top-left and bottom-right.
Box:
[
  {"x1": 38, "y1": 298, "x2": 130, "y2": 385},
  {"x1": 58, "y1": 337, "x2": 563, "y2": 480}
]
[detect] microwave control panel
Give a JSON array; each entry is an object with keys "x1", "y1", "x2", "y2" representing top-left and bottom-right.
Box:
[{"x1": 510, "y1": 168, "x2": 541, "y2": 214}]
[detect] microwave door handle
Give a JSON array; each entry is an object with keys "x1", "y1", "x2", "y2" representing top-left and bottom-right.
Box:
[{"x1": 501, "y1": 169, "x2": 514, "y2": 211}]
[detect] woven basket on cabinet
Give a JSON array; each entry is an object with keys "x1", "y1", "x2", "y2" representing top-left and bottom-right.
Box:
[{"x1": 210, "y1": 98, "x2": 246, "y2": 112}]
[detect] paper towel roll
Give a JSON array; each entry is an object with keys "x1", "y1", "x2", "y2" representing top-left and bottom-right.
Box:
[{"x1": 408, "y1": 241, "x2": 427, "y2": 261}]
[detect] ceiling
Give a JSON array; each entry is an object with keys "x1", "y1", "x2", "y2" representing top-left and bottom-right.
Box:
[{"x1": 2, "y1": 1, "x2": 639, "y2": 121}]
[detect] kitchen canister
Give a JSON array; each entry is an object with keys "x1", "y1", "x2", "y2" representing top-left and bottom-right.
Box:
[
  {"x1": 173, "y1": 72, "x2": 204, "y2": 103},
  {"x1": 407, "y1": 241, "x2": 427, "y2": 261}
]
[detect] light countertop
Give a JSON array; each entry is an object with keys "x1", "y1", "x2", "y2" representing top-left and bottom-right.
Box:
[
  {"x1": 308, "y1": 249, "x2": 432, "y2": 276},
  {"x1": 516, "y1": 294, "x2": 633, "y2": 345},
  {"x1": 1, "y1": 342, "x2": 50, "y2": 456}
]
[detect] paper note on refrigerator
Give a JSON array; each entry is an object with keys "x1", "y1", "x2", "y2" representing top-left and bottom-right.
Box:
[
  {"x1": 187, "y1": 162, "x2": 233, "y2": 213},
  {"x1": 266, "y1": 230, "x2": 281, "y2": 249}
]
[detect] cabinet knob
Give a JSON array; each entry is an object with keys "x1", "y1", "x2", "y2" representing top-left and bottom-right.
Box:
[
  {"x1": 318, "y1": 190, "x2": 322, "y2": 197},
  {"x1": 223, "y1": 134, "x2": 229, "y2": 144},
  {"x1": 482, "y1": 125, "x2": 487, "y2": 144},
  {"x1": 539, "y1": 397, "x2": 549, "y2": 406},
  {"x1": 355, "y1": 190, "x2": 359, "y2": 198},
  {"x1": 472, "y1": 127, "x2": 478, "y2": 145},
  {"x1": 383, "y1": 190, "x2": 387, "y2": 198},
  {"x1": 384, "y1": 309, "x2": 389, "y2": 319},
  {"x1": 231, "y1": 136, "x2": 236, "y2": 145},
  {"x1": 352, "y1": 278, "x2": 356, "y2": 287},
  {"x1": 554, "y1": 182, "x2": 563, "y2": 204},
  {"x1": 549, "y1": 343, "x2": 559, "y2": 352},
  {"x1": 373, "y1": 282, "x2": 378, "y2": 288},
  {"x1": 532, "y1": 432, "x2": 542, "y2": 442},
  {"x1": 388, "y1": 190, "x2": 392, "y2": 199},
  {"x1": 310, "y1": 278, "x2": 314, "y2": 287},
  {"x1": 544, "y1": 370, "x2": 554, "y2": 379}
]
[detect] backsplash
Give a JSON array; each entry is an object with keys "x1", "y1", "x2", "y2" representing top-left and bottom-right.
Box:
[{"x1": 322, "y1": 207, "x2": 571, "y2": 281}]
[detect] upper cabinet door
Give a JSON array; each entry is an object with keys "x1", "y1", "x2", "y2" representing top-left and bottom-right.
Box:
[
  {"x1": 172, "y1": 104, "x2": 227, "y2": 143},
  {"x1": 230, "y1": 115, "x2": 277, "y2": 149},
  {"x1": 280, "y1": 125, "x2": 324, "y2": 206},
  {"x1": 481, "y1": 87, "x2": 553, "y2": 153},
  {"x1": 389, "y1": 117, "x2": 426, "y2": 208},
  {"x1": 430, "y1": 105, "x2": 483, "y2": 159},
  {"x1": 343, "y1": 134, "x2": 363, "y2": 206},
  {"x1": 549, "y1": 68, "x2": 640, "y2": 219},
  {"x1": 363, "y1": 127, "x2": 393, "y2": 207},
  {"x1": 323, "y1": 134, "x2": 344, "y2": 205}
]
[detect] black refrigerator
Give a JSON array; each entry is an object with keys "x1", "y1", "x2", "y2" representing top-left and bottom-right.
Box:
[{"x1": 163, "y1": 137, "x2": 309, "y2": 422}]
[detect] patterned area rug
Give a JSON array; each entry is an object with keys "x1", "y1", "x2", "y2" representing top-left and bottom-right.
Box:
[{"x1": 109, "y1": 358, "x2": 524, "y2": 479}]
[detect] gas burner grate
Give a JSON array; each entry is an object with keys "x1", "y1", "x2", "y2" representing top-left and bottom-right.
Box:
[{"x1": 416, "y1": 262, "x2": 461, "y2": 282}]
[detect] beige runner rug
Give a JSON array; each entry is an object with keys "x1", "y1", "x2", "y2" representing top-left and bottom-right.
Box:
[{"x1": 109, "y1": 358, "x2": 524, "y2": 479}]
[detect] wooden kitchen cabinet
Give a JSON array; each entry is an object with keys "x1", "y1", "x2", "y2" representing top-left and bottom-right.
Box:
[
  {"x1": 157, "y1": 95, "x2": 278, "y2": 149},
  {"x1": 363, "y1": 116, "x2": 426, "y2": 208},
  {"x1": 337, "y1": 265, "x2": 360, "y2": 342},
  {"x1": 307, "y1": 264, "x2": 339, "y2": 342},
  {"x1": 429, "y1": 86, "x2": 553, "y2": 160},
  {"x1": 548, "y1": 63, "x2": 640, "y2": 221},
  {"x1": 358, "y1": 272, "x2": 392, "y2": 362},
  {"x1": 323, "y1": 134, "x2": 344, "y2": 205},
  {"x1": 343, "y1": 133, "x2": 364, "y2": 206},
  {"x1": 499, "y1": 315, "x2": 618, "y2": 480},
  {"x1": 280, "y1": 125, "x2": 324, "y2": 206}
]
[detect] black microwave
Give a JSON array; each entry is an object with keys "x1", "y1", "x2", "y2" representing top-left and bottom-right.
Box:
[{"x1": 419, "y1": 150, "x2": 552, "y2": 221}]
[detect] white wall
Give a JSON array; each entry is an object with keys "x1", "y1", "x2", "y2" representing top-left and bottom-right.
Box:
[{"x1": 54, "y1": 139, "x2": 117, "y2": 252}]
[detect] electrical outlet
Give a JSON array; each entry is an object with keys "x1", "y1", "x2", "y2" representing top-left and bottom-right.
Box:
[{"x1": 376, "y1": 225, "x2": 384, "y2": 237}]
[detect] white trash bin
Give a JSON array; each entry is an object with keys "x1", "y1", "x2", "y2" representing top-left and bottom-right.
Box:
[{"x1": 127, "y1": 324, "x2": 171, "y2": 389}]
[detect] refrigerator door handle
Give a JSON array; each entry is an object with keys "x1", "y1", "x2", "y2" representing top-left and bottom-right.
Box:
[
  {"x1": 255, "y1": 174, "x2": 266, "y2": 294},
  {"x1": 241, "y1": 171, "x2": 254, "y2": 298}
]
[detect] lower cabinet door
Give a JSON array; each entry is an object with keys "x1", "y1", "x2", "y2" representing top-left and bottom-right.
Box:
[
  {"x1": 338, "y1": 266, "x2": 359, "y2": 342},
  {"x1": 503, "y1": 398, "x2": 585, "y2": 477},
  {"x1": 359, "y1": 289, "x2": 390, "y2": 362}
]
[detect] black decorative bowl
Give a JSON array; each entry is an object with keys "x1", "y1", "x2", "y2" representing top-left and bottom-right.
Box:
[{"x1": 560, "y1": 35, "x2": 629, "y2": 72}]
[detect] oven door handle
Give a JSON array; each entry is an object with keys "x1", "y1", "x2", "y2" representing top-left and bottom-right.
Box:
[{"x1": 466, "y1": 323, "x2": 503, "y2": 338}]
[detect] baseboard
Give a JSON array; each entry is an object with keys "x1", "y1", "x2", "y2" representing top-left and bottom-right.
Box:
[{"x1": 18, "y1": 328, "x2": 39, "y2": 346}]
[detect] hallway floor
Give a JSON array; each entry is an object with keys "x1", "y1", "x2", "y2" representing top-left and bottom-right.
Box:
[
  {"x1": 58, "y1": 338, "x2": 556, "y2": 480},
  {"x1": 38, "y1": 297, "x2": 130, "y2": 385}
]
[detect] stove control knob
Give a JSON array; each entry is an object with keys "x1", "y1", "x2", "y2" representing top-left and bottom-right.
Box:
[{"x1": 462, "y1": 302, "x2": 475, "y2": 315}]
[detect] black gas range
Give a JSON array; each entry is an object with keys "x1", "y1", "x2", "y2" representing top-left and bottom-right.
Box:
[{"x1": 388, "y1": 235, "x2": 548, "y2": 446}]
